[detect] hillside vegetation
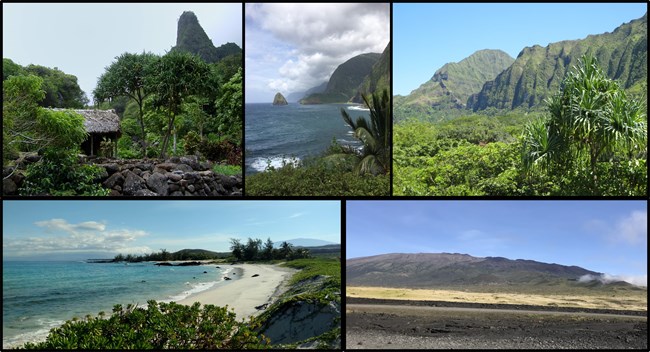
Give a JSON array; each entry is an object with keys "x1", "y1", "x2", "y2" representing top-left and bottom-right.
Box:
[{"x1": 394, "y1": 13, "x2": 647, "y2": 196}]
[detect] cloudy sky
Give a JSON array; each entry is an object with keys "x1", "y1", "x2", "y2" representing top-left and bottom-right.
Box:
[
  {"x1": 394, "y1": 3, "x2": 647, "y2": 96},
  {"x1": 245, "y1": 3, "x2": 389, "y2": 103},
  {"x1": 347, "y1": 201, "x2": 647, "y2": 286},
  {"x1": 3, "y1": 3, "x2": 242, "y2": 103},
  {"x1": 3, "y1": 201, "x2": 340, "y2": 260}
]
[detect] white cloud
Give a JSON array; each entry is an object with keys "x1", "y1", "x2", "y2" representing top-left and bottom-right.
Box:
[
  {"x1": 615, "y1": 210, "x2": 647, "y2": 244},
  {"x1": 245, "y1": 3, "x2": 389, "y2": 101},
  {"x1": 5, "y1": 219, "x2": 148, "y2": 256},
  {"x1": 288, "y1": 212, "x2": 305, "y2": 219},
  {"x1": 35, "y1": 218, "x2": 106, "y2": 233},
  {"x1": 578, "y1": 273, "x2": 647, "y2": 287},
  {"x1": 586, "y1": 210, "x2": 647, "y2": 245}
]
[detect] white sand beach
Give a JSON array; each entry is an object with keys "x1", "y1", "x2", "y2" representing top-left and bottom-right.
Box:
[{"x1": 177, "y1": 263, "x2": 296, "y2": 319}]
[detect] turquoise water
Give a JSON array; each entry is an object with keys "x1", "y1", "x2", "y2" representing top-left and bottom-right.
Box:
[
  {"x1": 245, "y1": 103, "x2": 368, "y2": 174},
  {"x1": 2, "y1": 261, "x2": 229, "y2": 348}
]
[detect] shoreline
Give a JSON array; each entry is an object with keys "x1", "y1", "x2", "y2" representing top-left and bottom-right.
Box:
[{"x1": 176, "y1": 263, "x2": 297, "y2": 319}]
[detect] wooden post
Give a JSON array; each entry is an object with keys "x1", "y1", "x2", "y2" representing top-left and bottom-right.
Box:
[{"x1": 90, "y1": 135, "x2": 94, "y2": 156}]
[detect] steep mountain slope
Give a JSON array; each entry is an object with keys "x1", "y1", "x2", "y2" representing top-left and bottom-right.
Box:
[
  {"x1": 351, "y1": 42, "x2": 391, "y2": 103},
  {"x1": 470, "y1": 13, "x2": 647, "y2": 111},
  {"x1": 301, "y1": 53, "x2": 380, "y2": 104},
  {"x1": 399, "y1": 49, "x2": 514, "y2": 111},
  {"x1": 171, "y1": 11, "x2": 242, "y2": 63},
  {"x1": 347, "y1": 253, "x2": 601, "y2": 288}
]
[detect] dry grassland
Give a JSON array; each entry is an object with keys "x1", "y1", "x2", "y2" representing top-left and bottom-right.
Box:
[{"x1": 347, "y1": 286, "x2": 647, "y2": 311}]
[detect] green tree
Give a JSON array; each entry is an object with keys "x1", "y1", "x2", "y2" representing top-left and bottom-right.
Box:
[
  {"x1": 214, "y1": 67, "x2": 242, "y2": 144},
  {"x1": 94, "y1": 52, "x2": 158, "y2": 157},
  {"x1": 3, "y1": 75, "x2": 88, "y2": 160},
  {"x1": 262, "y1": 237, "x2": 274, "y2": 260},
  {"x1": 278, "y1": 241, "x2": 294, "y2": 260},
  {"x1": 146, "y1": 51, "x2": 209, "y2": 158},
  {"x1": 243, "y1": 237, "x2": 262, "y2": 261},
  {"x1": 24, "y1": 64, "x2": 87, "y2": 108},
  {"x1": 3, "y1": 58, "x2": 25, "y2": 80},
  {"x1": 339, "y1": 89, "x2": 391, "y2": 175},
  {"x1": 522, "y1": 55, "x2": 647, "y2": 194},
  {"x1": 3, "y1": 75, "x2": 44, "y2": 162},
  {"x1": 230, "y1": 238, "x2": 243, "y2": 261}
]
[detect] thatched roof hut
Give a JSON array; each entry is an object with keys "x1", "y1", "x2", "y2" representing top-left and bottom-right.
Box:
[
  {"x1": 50, "y1": 108, "x2": 121, "y2": 134},
  {"x1": 49, "y1": 108, "x2": 121, "y2": 156}
]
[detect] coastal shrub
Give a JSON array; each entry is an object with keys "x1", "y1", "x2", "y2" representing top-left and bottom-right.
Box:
[
  {"x1": 22, "y1": 300, "x2": 269, "y2": 349},
  {"x1": 20, "y1": 148, "x2": 110, "y2": 196},
  {"x1": 246, "y1": 158, "x2": 389, "y2": 196}
]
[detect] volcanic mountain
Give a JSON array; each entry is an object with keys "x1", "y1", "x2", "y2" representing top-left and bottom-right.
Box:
[{"x1": 345, "y1": 253, "x2": 624, "y2": 289}]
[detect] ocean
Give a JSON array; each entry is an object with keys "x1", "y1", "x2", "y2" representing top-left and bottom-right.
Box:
[
  {"x1": 245, "y1": 103, "x2": 368, "y2": 174},
  {"x1": 2, "y1": 261, "x2": 230, "y2": 348}
]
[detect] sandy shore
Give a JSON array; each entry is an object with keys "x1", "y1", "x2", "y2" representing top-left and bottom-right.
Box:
[{"x1": 177, "y1": 263, "x2": 296, "y2": 319}]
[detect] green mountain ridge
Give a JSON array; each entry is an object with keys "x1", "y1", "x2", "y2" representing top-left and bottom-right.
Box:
[
  {"x1": 394, "y1": 49, "x2": 514, "y2": 121},
  {"x1": 301, "y1": 53, "x2": 380, "y2": 104},
  {"x1": 351, "y1": 42, "x2": 391, "y2": 103},
  {"x1": 171, "y1": 11, "x2": 242, "y2": 63},
  {"x1": 470, "y1": 12, "x2": 647, "y2": 111}
]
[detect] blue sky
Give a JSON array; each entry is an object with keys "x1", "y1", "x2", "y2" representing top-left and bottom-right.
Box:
[
  {"x1": 3, "y1": 201, "x2": 340, "y2": 260},
  {"x1": 245, "y1": 3, "x2": 389, "y2": 103},
  {"x1": 3, "y1": 3, "x2": 242, "y2": 103},
  {"x1": 347, "y1": 201, "x2": 647, "y2": 285},
  {"x1": 394, "y1": 3, "x2": 648, "y2": 96}
]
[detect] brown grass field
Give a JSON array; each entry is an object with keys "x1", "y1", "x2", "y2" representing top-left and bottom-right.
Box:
[{"x1": 347, "y1": 286, "x2": 647, "y2": 311}]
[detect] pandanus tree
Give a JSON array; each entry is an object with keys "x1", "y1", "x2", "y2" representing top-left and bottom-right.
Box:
[
  {"x1": 145, "y1": 51, "x2": 209, "y2": 159},
  {"x1": 340, "y1": 89, "x2": 391, "y2": 175},
  {"x1": 94, "y1": 52, "x2": 158, "y2": 157},
  {"x1": 522, "y1": 55, "x2": 647, "y2": 194}
]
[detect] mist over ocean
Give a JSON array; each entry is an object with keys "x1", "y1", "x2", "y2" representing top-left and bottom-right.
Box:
[
  {"x1": 245, "y1": 103, "x2": 368, "y2": 174},
  {"x1": 2, "y1": 261, "x2": 229, "y2": 348}
]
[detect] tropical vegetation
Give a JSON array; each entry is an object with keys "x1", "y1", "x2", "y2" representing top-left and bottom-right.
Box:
[
  {"x1": 246, "y1": 90, "x2": 391, "y2": 196},
  {"x1": 3, "y1": 11, "x2": 242, "y2": 196},
  {"x1": 394, "y1": 56, "x2": 647, "y2": 196}
]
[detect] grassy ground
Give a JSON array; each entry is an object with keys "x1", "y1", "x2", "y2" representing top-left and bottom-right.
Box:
[{"x1": 347, "y1": 286, "x2": 647, "y2": 311}]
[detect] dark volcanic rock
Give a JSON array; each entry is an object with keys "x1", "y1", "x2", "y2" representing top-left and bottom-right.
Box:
[
  {"x1": 122, "y1": 170, "x2": 146, "y2": 195},
  {"x1": 146, "y1": 172, "x2": 168, "y2": 196},
  {"x1": 103, "y1": 172, "x2": 124, "y2": 189}
]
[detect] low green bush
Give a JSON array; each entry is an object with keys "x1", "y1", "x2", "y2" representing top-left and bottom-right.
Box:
[
  {"x1": 21, "y1": 301, "x2": 269, "y2": 349},
  {"x1": 20, "y1": 148, "x2": 109, "y2": 196},
  {"x1": 246, "y1": 158, "x2": 389, "y2": 196}
]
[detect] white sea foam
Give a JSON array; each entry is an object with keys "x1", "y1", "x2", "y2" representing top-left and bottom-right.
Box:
[
  {"x1": 165, "y1": 268, "x2": 236, "y2": 302},
  {"x1": 347, "y1": 105, "x2": 370, "y2": 111},
  {"x1": 3, "y1": 318, "x2": 64, "y2": 349},
  {"x1": 250, "y1": 156, "x2": 301, "y2": 172},
  {"x1": 165, "y1": 281, "x2": 218, "y2": 302}
]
